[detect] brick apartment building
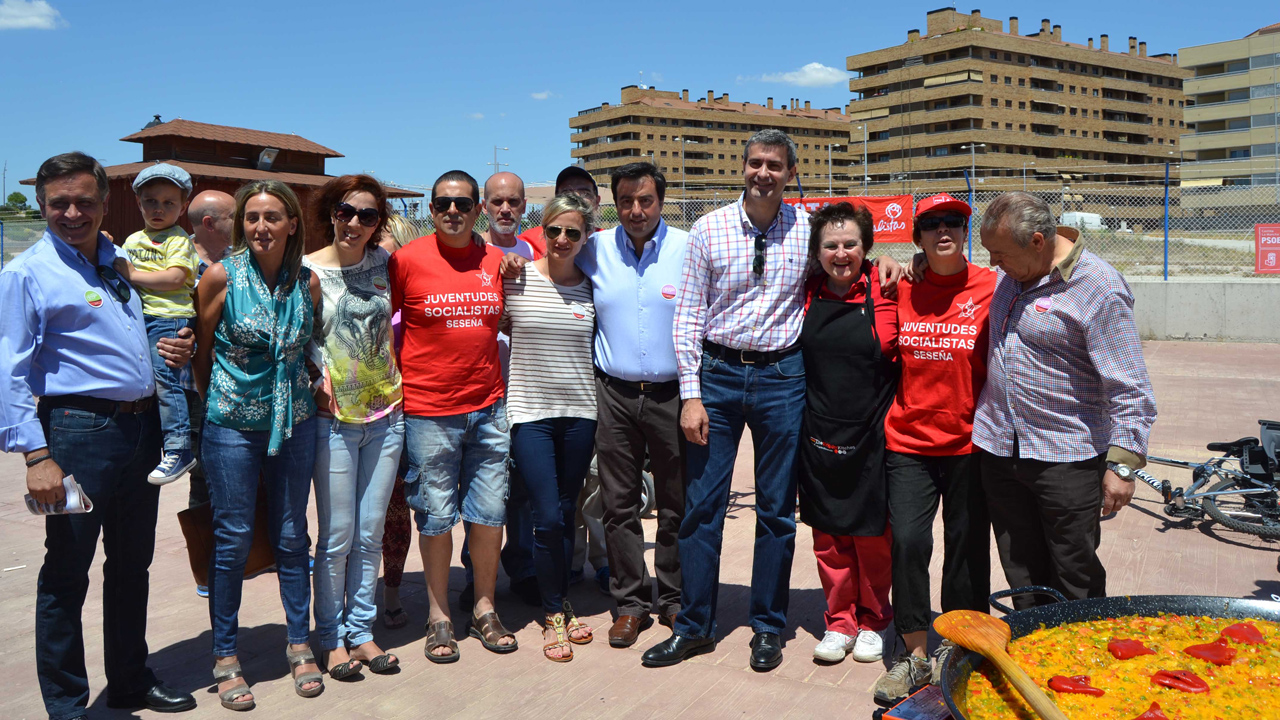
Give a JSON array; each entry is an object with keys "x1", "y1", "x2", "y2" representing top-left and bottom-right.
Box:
[
  {"x1": 846, "y1": 8, "x2": 1191, "y2": 194},
  {"x1": 570, "y1": 86, "x2": 858, "y2": 197}
]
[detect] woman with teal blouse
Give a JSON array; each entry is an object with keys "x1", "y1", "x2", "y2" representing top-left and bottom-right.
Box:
[{"x1": 193, "y1": 180, "x2": 323, "y2": 710}]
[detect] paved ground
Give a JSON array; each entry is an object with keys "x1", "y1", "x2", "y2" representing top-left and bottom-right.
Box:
[{"x1": 1, "y1": 340, "x2": 1276, "y2": 720}]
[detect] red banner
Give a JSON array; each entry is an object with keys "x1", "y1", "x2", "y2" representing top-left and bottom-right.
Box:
[
  {"x1": 1256, "y1": 224, "x2": 1280, "y2": 274},
  {"x1": 784, "y1": 195, "x2": 915, "y2": 243}
]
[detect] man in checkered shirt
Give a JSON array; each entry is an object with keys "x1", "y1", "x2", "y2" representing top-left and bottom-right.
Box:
[{"x1": 973, "y1": 192, "x2": 1157, "y2": 610}]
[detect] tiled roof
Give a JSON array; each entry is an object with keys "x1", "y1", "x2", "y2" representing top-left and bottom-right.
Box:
[
  {"x1": 1247, "y1": 22, "x2": 1280, "y2": 38},
  {"x1": 94, "y1": 160, "x2": 421, "y2": 197},
  {"x1": 629, "y1": 96, "x2": 847, "y2": 122},
  {"x1": 120, "y1": 119, "x2": 343, "y2": 158}
]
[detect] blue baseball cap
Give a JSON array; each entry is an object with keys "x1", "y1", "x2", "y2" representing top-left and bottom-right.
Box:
[{"x1": 132, "y1": 163, "x2": 193, "y2": 195}]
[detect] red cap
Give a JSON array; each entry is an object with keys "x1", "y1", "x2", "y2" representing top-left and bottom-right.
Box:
[{"x1": 915, "y1": 193, "x2": 972, "y2": 218}]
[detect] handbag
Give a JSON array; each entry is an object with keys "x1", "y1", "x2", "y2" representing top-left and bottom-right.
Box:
[{"x1": 177, "y1": 479, "x2": 276, "y2": 586}]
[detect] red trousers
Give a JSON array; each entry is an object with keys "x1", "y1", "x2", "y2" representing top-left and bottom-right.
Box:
[{"x1": 812, "y1": 526, "x2": 894, "y2": 635}]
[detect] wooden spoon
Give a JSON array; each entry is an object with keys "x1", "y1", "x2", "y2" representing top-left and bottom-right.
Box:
[{"x1": 934, "y1": 610, "x2": 1069, "y2": 720}]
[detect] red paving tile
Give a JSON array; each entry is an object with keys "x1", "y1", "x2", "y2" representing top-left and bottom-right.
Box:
[{"x1": 2, "y1": 340, "x2": 1277, "y2": 719}]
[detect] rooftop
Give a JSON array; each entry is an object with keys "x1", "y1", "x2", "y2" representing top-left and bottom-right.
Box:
[{"x1": 121, "y1": 118, "x2": 343, "y2": 158}]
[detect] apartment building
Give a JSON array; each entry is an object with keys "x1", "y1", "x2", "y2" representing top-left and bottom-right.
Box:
[
  {"x1": 846, "y1": 8, "x2": 1190, "y2": 193},
  {"x1": 570, "y1": 86, "x2": 858, "y2": 197},
  {"x1": 1179, "y1": 24, "x2": 1280, "y2": 188}
]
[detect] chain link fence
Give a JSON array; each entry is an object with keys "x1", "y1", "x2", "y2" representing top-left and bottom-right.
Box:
[{"x1": 0, "y1": 218, "x2": 47, "y2": 270}]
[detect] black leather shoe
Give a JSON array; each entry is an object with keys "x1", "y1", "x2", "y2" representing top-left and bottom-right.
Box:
[
  {"x1": 107, "y1": 682, "x2": 197, "y2": 713},
  {"x1": 640, "y1": 633, "x2": 715, "y2": 667},
  {"x1": 749, "y1": 632, "x2": 783, "y2": 671}
]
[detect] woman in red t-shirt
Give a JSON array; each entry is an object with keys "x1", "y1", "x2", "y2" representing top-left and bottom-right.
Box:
[
  {"x1": 797, "y1": 202, "x2": 900, "y2": 666},
  {"x1": 872, "y1": 194, "x2": 997, "y2": 703}
]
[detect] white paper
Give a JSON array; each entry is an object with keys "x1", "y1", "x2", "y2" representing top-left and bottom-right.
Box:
[{"x1": 24, "y1": 475, "x2": 93, "y2": 516}]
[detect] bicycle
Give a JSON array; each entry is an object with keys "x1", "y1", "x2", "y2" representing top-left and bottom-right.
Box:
[{"x1": 1133, "y1": 419, "x2": 1280, "y2": 539}]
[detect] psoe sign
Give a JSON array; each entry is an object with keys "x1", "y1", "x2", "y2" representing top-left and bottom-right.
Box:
[{"x1": 1257, "y1": 224, "x2": 1280, "y2": 275}]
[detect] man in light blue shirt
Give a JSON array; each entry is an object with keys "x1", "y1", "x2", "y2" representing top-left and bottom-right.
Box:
[
  {"x1": 577, "y1": 163, "x2": 690, "y2": 648},
  {"x1": 0, "y1": 153, "x2": 196, "y2": 718}
]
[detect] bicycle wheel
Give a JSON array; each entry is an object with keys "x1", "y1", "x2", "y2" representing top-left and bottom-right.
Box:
[{"x1": 1202, "y1": 477, "x2": 1280, "y2": 539}]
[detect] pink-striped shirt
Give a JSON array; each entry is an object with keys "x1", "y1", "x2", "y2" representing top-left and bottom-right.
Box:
[{"x1": 674, "y1": 197, "x2": 811, "y2": 399}]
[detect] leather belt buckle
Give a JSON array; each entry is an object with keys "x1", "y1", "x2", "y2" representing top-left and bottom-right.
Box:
[
  {"x1": 637, "y1": 381, "x2": 653, "y2": 392},
  {"x1": 738, "y1": 349, "x2": 756, "y2": 365}
]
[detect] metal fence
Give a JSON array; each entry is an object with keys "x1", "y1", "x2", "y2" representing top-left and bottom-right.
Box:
[{"x1": 0, "y1": 219, "x2": 46, "y2": 269}]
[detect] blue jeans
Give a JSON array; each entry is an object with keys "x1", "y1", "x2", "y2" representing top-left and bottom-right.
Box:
[
  {"x1": 676, "y1": 349, "x2": 806, "y2": 639},
  {"x1": 509, "y1": 417, "x2": 598, "y2": 614},
  {"x1": 312, "y1": 410, "x2": 405, "y2": 649},
  {"x1": 145, "y1": 315, "x2": 192, "y2": 452},
  {"x1": 403, "y1": 399, "x2": 510, "y2": 536},
  {"x1": 460, "y1": 459, "x2": 536, "y2": 586},
  {"x1": 203, "y1": 416, "x2": 317, "y2": 657},
  {"x1": 35, "y1": 401, "x2": 161, "y2": 720}
]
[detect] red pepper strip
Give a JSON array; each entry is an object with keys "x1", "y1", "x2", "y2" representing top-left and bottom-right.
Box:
[
  {"x1": 1221, "y1": 621, "x2": 1265, "y2": 644},
  {"x1": 1132, "y1": 702, "x2": 1171, "y2": 720},
  {"x1": 1184, "y1": 637, "x2": 1237, "y2": 665},
  {"x1": 1047, "y1": 675, "x2": 1106, "y2": 697},
  {"x1": 1151, "y1": 669, "x2": 1210, "y2": 693},
  {"x1": 1108, "y1": 638, "x2": 1156, "y2": 659}
]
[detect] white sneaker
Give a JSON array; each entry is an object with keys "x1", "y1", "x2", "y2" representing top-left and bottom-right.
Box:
[
  {"x1": 851, "y1": 628, "x2": 884, "y2": 662},
  {"x1": 812, "y1": 630, "x2": 855, "y2": 662}
]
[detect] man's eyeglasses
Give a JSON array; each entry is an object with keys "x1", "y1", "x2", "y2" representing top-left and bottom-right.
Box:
[
  {"x1": 545, "y1": 225, "x2": 583, "y2": 243},
  {"x1": 431, "y1": 196, "x2": 476, "y2": 214},
  {"x1": 95, "y1": 265, "x2": 132, "y2": 304},
  {"x1": 752, "y1": 233, "x2": 767, "y2": 276},
  {"x1": 918, "y1": 214, "x2": 967, "y2": 232},
  {"x1": 334, "y1": 202, "x2": 381, "y2": 228}
]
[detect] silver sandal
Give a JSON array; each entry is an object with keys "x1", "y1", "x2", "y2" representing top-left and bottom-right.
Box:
[
  {"x1": 285, "y1": 645, "x2": 325, "y2": 698},
  {"x1": 213, "y1": 660, "x2": 254, "y2": 711}
]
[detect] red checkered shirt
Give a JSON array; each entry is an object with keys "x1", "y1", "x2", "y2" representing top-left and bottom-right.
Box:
[
  {"x1": 972, "y1": 241, "x2": 1157, "y2": 464},
  {"x1": 674, "y1": 197, "x2": 811, "y2": 399}
]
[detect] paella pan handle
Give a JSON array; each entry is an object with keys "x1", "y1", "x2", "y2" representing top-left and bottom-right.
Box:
[{"x1": 989, "y1": 586, "x2": 1069, "y2": 615}]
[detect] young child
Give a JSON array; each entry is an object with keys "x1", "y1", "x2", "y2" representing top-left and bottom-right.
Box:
[{"x1": 115, "y1": 163, "x2": 200, "y2": 484}]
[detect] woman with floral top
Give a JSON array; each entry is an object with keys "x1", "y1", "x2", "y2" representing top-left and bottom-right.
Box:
[
  {"x1": 303, "y1": 175, "x2": 404, "y2": 679},
  {"x1": 193, "y1": 180, "x2": 323, "y2": 710}
]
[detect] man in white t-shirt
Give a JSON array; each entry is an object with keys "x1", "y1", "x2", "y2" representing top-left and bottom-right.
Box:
[{"x1": 460, "y1": 171, "x2": 540, "y2": 609}]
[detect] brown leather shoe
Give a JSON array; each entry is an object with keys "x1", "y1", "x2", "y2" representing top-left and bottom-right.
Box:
[{"x1": 608, "y1": 614, "x2": 655, "y2": 648}]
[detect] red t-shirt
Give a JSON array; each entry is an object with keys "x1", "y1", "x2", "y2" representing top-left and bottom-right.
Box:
[
  {"x1": 518, "y1": 226, "x2": 547, "y2": 257},
  {"x1": 389, "y1": 234, "x2": 506, "y2": 416},
  {"x1": 884, "y1": 263, "x2": 997, "y2": 456},
  {"x1": 804, "y1": 264, "x2": 899, "y2": 360}
]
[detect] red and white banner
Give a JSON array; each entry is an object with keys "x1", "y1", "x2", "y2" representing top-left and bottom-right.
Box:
[
  {"x1": 784, "y1": 195, "x2": 915, "y2": 243},
  {"x1": 1256, "y1": 224, "x2": 1280, "y2": 275}
]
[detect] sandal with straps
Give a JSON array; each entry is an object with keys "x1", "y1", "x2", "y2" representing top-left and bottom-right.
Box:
[
  {"x1": 543, "y1": 613, "x2": 573, "y2": 662},
  {"x1": 424, "y1": 619, "x2": 460, "y2": 664},
  {"x1": 213, "y1": 660, "x2": 254, "y2": 711},
  {"x1": 563, "y1": 600, "x2": 593, "y2": 645},
  {"x1": 285, "y1": 645, "x2": 325, "y2": 698},
  {"x1": 469, "y1": 610, "x2": 519, "y2": 654}
]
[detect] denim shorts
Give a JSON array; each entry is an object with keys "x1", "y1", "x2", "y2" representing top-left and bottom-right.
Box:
[{"x1": 404, "y1": 398, "x2": 510, "y2": 536}]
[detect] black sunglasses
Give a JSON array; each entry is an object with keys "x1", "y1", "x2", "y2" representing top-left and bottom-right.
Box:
[
  {"x1": 752, "y1": 233, "x2": 767, "y2": 276},
  {"x1": 918, "y1": 214, "x2": 967, "y2": 232},
  {"x1": 95, "y1": 265, "x2": 132, "y2": 304},
  {"x1": 545, "y1": 225, "x2": 583, "y2": 243},
  {"x1": 334, "y1": 202, "x2": 381, "y2": 228},
  {"x1": 431, "y1": 196, "x2": 476, "y2": 214}
]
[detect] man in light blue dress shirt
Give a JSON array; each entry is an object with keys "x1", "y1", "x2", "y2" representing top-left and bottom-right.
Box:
[
  {"x1": 576, "y1": 163, "x2": 690, "y2": 648},
  {"x1": 0, "y1": 153, "x2": 196, "y2": 718}
]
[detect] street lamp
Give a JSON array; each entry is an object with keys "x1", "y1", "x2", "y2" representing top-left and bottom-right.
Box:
[
  {"x1": 1022, "y1": 161, "x2": 1035, "y2": 191},
  {"x1": 826, "y1": 143, "x2": 839, "y2": 196},
  {"x1": 961, "y1": 143, "x2": 986, "y2": 187},
  {"x1": 486, "y1": 146, "x2": 509, "y2": 175},
  {"x1": 855, "y1": 125, "x2": 868, "y2": 193}
]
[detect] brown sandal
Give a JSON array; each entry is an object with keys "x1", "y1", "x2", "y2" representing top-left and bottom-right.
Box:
[
  {"x1": 563, "y1": 600, "x2": 593, "y2": 645},
  {"x1": 469, "y1": 610, "x2": 518, "y2": 653},
  {"x1": 543, "y1": 613, "x2": 573, "y2": 662},
  {"x1": 424, "y1": 619, "x2": 460, "y2": 664}
]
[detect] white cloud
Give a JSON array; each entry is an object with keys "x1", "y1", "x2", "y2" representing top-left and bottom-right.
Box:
[
  {"x1": 0, "y1": 0, "x2": 63, "y2": 30},
  {"x1": 650, "y1": 72, "x2": 664, "y2": 83},
  {"x1": 530, "y1": 91, "x2": 557, "y2": 101},
  {"x1": 756, "y1": 62, "x2": 848, "y2": 88},
  {"x1": 468, "y1": 112, "x2": 484, "y2": 120}
]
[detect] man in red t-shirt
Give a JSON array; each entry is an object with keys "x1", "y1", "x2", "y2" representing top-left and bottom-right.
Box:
[{"x1": 388, "y1": 170, "x2": 515, "y2": 661}]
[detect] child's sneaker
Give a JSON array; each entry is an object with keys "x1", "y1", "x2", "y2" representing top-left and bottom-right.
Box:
[{"x1": 149, "y1": 450, "x2": 195, "y2": 485}]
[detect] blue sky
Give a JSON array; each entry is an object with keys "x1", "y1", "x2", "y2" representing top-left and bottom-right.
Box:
[{"x1": 0, "y1": 0, "x2": 1275, "y2": 200}]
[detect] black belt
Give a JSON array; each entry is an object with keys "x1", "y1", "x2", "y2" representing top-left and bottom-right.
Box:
[
  {"x1": 41, "y1": 393, "x2": 156, "y2": 415},
  {"x1": 594, "y1": 369, "x2": 678, "y2": 394},
  {"x1": 703, "y1": 341, "x2": 799, "y2": 366}
]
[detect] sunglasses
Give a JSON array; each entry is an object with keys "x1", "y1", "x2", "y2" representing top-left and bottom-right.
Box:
[
  {"x1": 95, "y1": 265, "x2": 132, "y2": 304},
  {"x1": 544, "y1": 225, "x2": 583, "y2": 243},
  {"x1": 918, "y1": 214, "x2": 967, "y2": 232},
  {"x1": 431, "y1": 196, "x2": 476, "y2": 214},
  {"x1": 334, "y1": 202, "x2": 381, "y2": 228},
  {"x1": 752, "y1": 233, "x2": 767, "y2": 276}
]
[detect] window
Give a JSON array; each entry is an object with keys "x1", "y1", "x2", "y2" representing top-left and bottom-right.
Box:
[
  {"x1": 1070, "y1": 129, "x2": 1077, "y2": 136},
  {"x1": 660, "y1": 151, "x2": 667, "y2": 157},
  {"x1": 1018, "y1": 78, "x2": 1026, "y2": 87},
  {"x1": 1005, "y1": 100, "x2": 1013, "y2": 108},
  {"x1": 989, "y1": 50, "x2": 997, "y2": 59},
  {"x1": 730, "y1": 123, "x2": 737, "y2": 129},
  {"x1": 647, "y1": 134, "x2": 654, "y2": 139},
  {"x1": 1005, "y1": 123, "x2": 1013, "y2": 130},
  {"x1": 646, "y1": 118, "x2": 654, "y2": 124},
  {"x1": 1158, "y1": 138, "x2": 1164, "y2": 144},
  {"x1": 1092, "y1": 89, "x2": 1099, "y2": 96},
  {"x1": 1157, "y1": 118, "x2": 1164, "y2": 126},
  {"x1": 660, "y1": 135, "x2": 667, "y2": 141},
  {"x1": 730, "y1": 154, "x2": 736, "y2": 160},
  {"x1": 1093, "y1": 110, "x2": 1099, "y2": 118},
  {"x1": 1004, "y1": 53, "x2": 1011, "y2": 61},
  {"x1": 1018, "y1": 101, "x2": 1026, "y2": 109},
  {"x1": 1179, "y1": 100, "x2": 1184, "y2": 108},
  {"x1": 1069, "y1": 63, "x2": 1077, "y2": 71},
  {"x1": 717, "y1": 138, "x2": 724, "y2": 144},
  {"x1": 1018, "y1": 55, "x2": 1025, "y2": 63},
  {"x1": 1228, "y1": 148, "x2": 1250, "y2": 159},
  {"x1": 717, "y1": 122, "x2": 724, "y2": 128},
  {"x1": 1005, "y1": 76, "x2": 1012, "y2": 85},
  {"x1": 718, "y1": 154, "x2": 725, "y2": 159},
  {"x1": 1070, "y1": 108, "x2": 1077, "y2": 116},
  {"x1": 990, "y1": 74, "x2": 998, "y2": 82},
  {"x1": 1019, "y1": 124, "x2": 1026, "y2": 131},
  {"x1": 803, "y1": 158, "x2": 810, "y2": 163},
  {"x1": 660, "y1": 119, "x2": 667, "y2": 124},
  {"x1": 1094, "y1": 131, "x2": 1099, "y2": 138},
  {"x1": 1158, "y1": 98, "x2": 1164, "y2": 105},
  {"x1": 1070, "y1": 85, "x2": 1076, "y2": 94},
  {"x1": 803, "y1": 144, "x2": 809, "y2": 149},
  {"x1": 730, "y1": 139, "x2": 737, "y2": 145},
  {"x1": 991, "y1": 98, "x2": 998, "y2": 107}
]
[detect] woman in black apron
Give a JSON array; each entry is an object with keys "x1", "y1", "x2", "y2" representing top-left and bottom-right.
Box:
[{"x1": 798, "y1": 202, "x2": 899, "y2": 665}]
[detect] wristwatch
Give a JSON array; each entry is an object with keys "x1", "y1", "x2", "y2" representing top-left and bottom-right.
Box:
[{"x1": 1107, "y1": 461, "x2": 1133, "y2": 480}]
